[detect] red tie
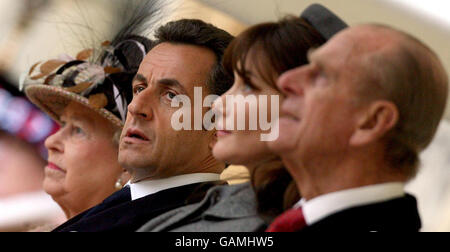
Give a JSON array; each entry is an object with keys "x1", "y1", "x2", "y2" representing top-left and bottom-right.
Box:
[{"x1": 266, "y1": 207, "x2": 306, "y2": 232}]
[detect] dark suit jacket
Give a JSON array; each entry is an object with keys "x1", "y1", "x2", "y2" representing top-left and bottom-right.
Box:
[
  {"x1": 301, "y1": 194, "x2": 421, "y2": 232},
  {"x1": 52, "y1": 182, "x2": 222, "y2": 232}
]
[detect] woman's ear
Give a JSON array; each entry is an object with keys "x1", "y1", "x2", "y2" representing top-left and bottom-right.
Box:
[{"x1": 350, "y1": 101, "x2": 399, "y2": 147}]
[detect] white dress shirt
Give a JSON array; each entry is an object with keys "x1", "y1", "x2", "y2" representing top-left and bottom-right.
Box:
[
  {"x1": 128, "y1": 173, "x2": 221, "y2": 201},
  {"x1": 294, "y1": 182, "x2": 405, "y2": 225}
]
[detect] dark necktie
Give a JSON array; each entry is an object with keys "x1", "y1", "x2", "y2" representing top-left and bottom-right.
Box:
[{"x1": 266, "y1": 207, "x2": 307, "y2": 232}]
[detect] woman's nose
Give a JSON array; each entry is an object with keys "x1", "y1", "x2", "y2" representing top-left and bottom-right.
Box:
[{"x1": 44, "y1": 129, "x2": 64, "y2": 154}]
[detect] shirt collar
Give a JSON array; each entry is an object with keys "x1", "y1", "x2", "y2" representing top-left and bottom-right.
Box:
[
  {"x1": 294, "y1": 182, "x2": 405, "y2": 225},
  {"x1": 128, "y1": 173, "x2": 221, "y2": 201}
]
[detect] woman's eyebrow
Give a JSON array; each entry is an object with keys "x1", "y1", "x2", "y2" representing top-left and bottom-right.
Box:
[{"x1": 61, "y1": 114, "x2": 90, "y2": 125}]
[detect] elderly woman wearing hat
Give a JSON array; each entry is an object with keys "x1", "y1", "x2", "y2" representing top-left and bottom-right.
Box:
[
  {"x1": 21, "y1": 5, "x2": 159, "y2": 219},
  {"x1": 23, "y1": 36, "x2": 152, "y2": 219}
]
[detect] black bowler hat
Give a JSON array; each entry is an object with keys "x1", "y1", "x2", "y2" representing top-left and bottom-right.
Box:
[{"x1": 301, "y1": 3, "x2": 348, "y2": 40}]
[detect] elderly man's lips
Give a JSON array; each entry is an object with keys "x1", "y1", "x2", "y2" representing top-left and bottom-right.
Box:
[
  {"x1": 47, "y1": 162, "x2": 65, "y2": 172},
  {"x1": 280, "y1": 100, "x2": 301, "y2": 121},
  {"x1": 280, "y1": 113, "x2": 300, "y2": 122}
]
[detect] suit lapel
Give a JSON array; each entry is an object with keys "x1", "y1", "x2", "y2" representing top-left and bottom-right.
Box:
[
  {"x1": 53, "y1": 182, "x2": 221, "y2": 232},
  {"x1": 52, "y1": 186, "x2": 131, "y2": 232}
]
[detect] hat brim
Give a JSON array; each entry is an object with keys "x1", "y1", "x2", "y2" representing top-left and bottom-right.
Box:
[
  {"x1": 25, "y1": 85, "x2": 123, "y2": 129},
  {"x1": 300, "y1": 4, "x2": 348, "y2": 40}
]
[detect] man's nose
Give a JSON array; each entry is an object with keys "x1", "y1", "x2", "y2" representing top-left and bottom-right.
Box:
[
  {"x1": 127, "y1": 92, "x2": 153, "y2": 121},
  {"x1": 277, "y1": 67, "x2": 307, "y2": 97}
]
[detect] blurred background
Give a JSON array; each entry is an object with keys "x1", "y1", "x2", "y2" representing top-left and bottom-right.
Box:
[{"x1": 0, "y1": 0, "x2": 449, "y2": 231}]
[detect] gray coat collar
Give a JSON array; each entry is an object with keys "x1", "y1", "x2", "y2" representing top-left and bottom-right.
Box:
[
  {"x1": 202, "y1": 182, "x2": 258, "y2": 219},
  {"x1": 137, "y1": 182, "x2": 262, "y2": 231}
]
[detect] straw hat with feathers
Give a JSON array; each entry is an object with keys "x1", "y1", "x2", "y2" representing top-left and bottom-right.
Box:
[{"x1": 22, "y1": 0, "x2": 172, "y2": 129}]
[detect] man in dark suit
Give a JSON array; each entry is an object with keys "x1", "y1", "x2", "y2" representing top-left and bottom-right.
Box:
[
  {"x1": 53, "y1": 19, "x2": 233, "y2": 232},
  {"x1": 267, "y1": 24, "x2": 448, "y2": 232}
]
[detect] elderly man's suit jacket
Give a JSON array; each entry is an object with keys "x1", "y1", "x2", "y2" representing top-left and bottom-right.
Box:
[
  {"x1": 137, "y1": 182, "x2": 267, "y2": 232},
  {"x1": 301, "y1": 194, "x2": 422, "y2": 232},
  {"x1": 52, "y1": 182, "x2": 221, "y2": 232}
]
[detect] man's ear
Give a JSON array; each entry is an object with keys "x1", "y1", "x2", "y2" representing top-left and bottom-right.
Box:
[{"x1": 350, "y1": 101, "x2": 399, "y2": 147}]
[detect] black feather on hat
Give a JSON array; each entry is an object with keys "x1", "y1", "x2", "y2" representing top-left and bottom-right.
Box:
[{"x1": 23, "y1": 0, "x2": 172, "y2": 128}]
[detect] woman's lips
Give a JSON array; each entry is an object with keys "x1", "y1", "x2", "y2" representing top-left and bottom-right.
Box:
[
  {"x1": 47, "y1": 162, "x2": 65, "y2": 172},
  {"x1": 217, "y1": 130, "x2": 232, "y2": 137}
]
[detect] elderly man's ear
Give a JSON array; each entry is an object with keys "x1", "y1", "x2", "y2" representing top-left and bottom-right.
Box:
[{"x1": 350, "y1": 101, "x2": 399, "y2": 147}]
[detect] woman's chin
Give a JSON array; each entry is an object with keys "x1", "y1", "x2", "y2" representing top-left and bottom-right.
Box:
[
  {"x1": 213, "y1": 135, "x2": 270, "y2": 166},
  {"x1": 212, "y1": 140, "x2": 240, "y2": 164},
  {"x1": 213, "y1": 144, "x2": 253, "y2": 167},
  {"x1": 43, "y1": 177, "x2": 65, "y2": 198}
]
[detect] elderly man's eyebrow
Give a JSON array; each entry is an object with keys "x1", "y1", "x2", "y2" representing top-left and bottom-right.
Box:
[
  {"x1": 157, "y1": 78, "x2": 188, "y2": 94},
  {"x1": 307, "y1": 47, "x2": 318, "y2": 63},
  {"x1": 307, "y1": 47, "x2": 328, "y2": 71},
  {"x1": 132, "y1": 74, "x2": 148, "y2": 85}
]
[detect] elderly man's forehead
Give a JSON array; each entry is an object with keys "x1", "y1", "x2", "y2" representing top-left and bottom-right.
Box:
[
  {"x1": 350, "y1": 25, "x2": 403, "y2": 51},
  {"x1": 309, "y1": 29, "x2": 355, "y2": 63},
  {"x1": 311, "y1": 26, "x2": 398, "y2": 63}
]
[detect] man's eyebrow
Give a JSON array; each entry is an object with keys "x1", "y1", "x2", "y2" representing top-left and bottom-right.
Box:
[
  {"x1": 307, "y1": 47, "x2": 327, "y2": 71},
  {"x1": 307, "y1": 47, "x2": 318, "y2": 63},
  {"x1": 132, "y1": 74, "x2": 148, "y2": 85},
  {"x1": 157, "y1": 78, "x2": 188, "y2": 94}
]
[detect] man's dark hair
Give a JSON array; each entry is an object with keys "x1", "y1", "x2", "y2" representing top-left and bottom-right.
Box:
[{"x1": 154, "y1": 19, "x2": 234, "y2": 95}]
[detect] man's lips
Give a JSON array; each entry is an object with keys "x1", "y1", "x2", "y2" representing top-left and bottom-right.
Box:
[
  {"x1": 124, "y1": 128, "x2": 150, "y2": 143},
  {"x1": 280, "y1": 103, "x2": 301, "y2": 122},
  {"x1": 47, "y1": 162, "x2": 65, "y2": 172},
  {"x1": 280, "y1": 114, "x2": 300, "y2": 122}
]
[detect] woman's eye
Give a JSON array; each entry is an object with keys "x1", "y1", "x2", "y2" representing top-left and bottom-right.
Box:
[
  {"x1": 242, "y1": 83, "x2": 254, "y2": 92},
  {"x1": 72, "y1": 126, "x2": 85, "y2": 135}
]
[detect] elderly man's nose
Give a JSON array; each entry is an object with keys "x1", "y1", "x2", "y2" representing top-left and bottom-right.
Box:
[{"x1": 277, "y1": 67, "x2": 306, "y2": 97}]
